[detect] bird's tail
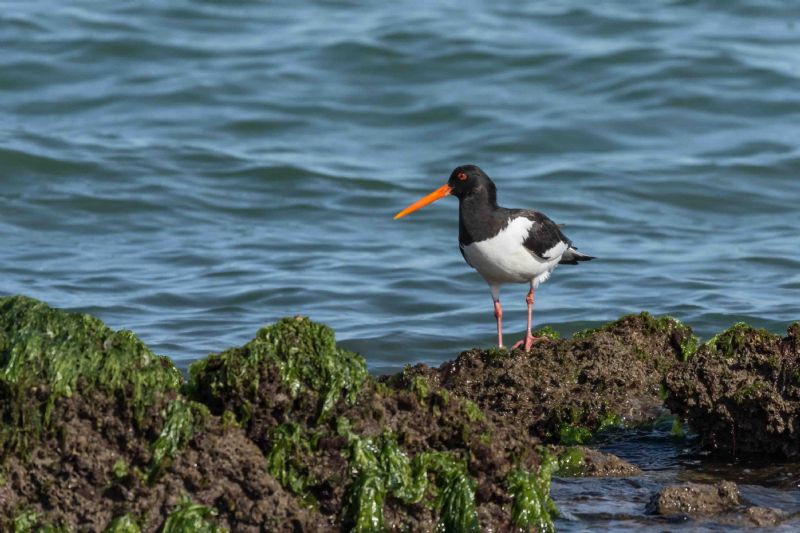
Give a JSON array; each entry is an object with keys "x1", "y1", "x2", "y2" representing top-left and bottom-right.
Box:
[{"x1": 559, "y1": 248, "x2": 595, "y2": 265}]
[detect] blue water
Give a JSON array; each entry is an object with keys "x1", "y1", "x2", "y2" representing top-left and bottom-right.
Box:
[{"x1": 2, "y1": 1, "x2": 799, "y2": 377}]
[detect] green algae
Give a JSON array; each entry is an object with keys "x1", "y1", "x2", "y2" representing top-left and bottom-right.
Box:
[
  {"x1": 432, "y1": 455, "x2": 480, "y2": 533},
  {"x1": 111, "y1": 458, "x2": 129, "y2": 482},
  {"x1": 162, "y1": 497, "x2": 226, "y2": 533},
  {"x1": 459, "y1": 398, "x2": 485, "y2": 423},
  {"x1": 670, "y1": 417, "x2": 685, "y2": 439},
  {"x1": 557, "y1": 423, "x2": 592, "y2": 445},
  {"x1": 13, "y1": 509, "x2": 39, "y2": 533},
  {"x1": 533, "y1": 326, "x2": 560, "y2": 340},
  {"x1": 0, "y1": 296, "x2": 181, "y2": 456},
  {"x1": 148, "y1": 399, "x2": 209, "y2": 482},
  {"x1": 187, "y1": 316, "x2": 368, "y2": 421},
  {"x1": 556, "y1": 446, "x2": 585, "y2": 476},
  {"x1": 343, "y1": 432, "x2": 426, "y2": 531},
  {"x1": 556, "y1": 411, "x2": 621, "y2": 446},
  {"x1": 705, "y1": 322, "x2": 775, "y2": 359},
  {"x1": 598, "y1": 412, "x2": 623, "y2": 432},
  {"x1": 220, "y1": 410, "x2": 239, "y2": 429},
  {"x1": 266, "y1": 422, "x2": 314, "y2": 497},
  {"x1": 104, "y1": 514, "x2": 141, "y2": 533},
  {"x1": 410, "y1": 375, "x2": 430, "y2": 401},
  {"x1": 506, "y1": 452, "x2": 558, "y2": 533},
  {"x1": 340, "y1": 427, "x2": 478, "y2": 533},
  {"x1": 733, "y1": 380, "x2": 766, "y2": 404},
  {"x1": 11, "y1": 509, "x2": 69, "y2": 533}
]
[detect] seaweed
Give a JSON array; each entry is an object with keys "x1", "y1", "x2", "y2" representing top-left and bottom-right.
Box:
[
  {"x1": 265, "y1": 422, "x2": 315, "y2": 497},
  {"x1": 11, "y1": 508, "x2": 69, "y2": 533},
  {"x1": 0, "y1": 296, "x2": 181, "y2": 456},
  {"x1": 704, "y1": 322, "x2": 775, "y2": 359},
  {"x1": 148, "y1": 399, "x2": 209, "y2": 482},
  {"x1": 341, "y1": 428, "x2": 478, "y2": 533},
  {"x1": 506, "y1": 452, "x2": 559, "y2": 533},
  {"x1": 104, "y1": 514, "x2": 141, "y2": 533},
  {"x1": 161, "y1": 497, "x2": 226, "y2": 533},
  {"x1": 556, "y1": 446, "x2": 585, "y2": 476},
  {"x1": 533, "y1": 326, "x2": 561, "y2": 340},
  {"x1": 187, "y1": 316, "x2": 368, "y2": 422},
  {"x1": 13, "y1": 509, "x2": 39, "y2": 533}
]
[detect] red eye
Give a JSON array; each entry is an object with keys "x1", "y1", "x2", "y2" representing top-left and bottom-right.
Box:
[{"x1": 458, "y1": 172, "x2": 467, "y2": 181}]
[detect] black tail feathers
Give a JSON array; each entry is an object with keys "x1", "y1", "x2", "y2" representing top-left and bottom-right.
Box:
[{"x1": 559, "y1": 248, "x2": 595, "y2": 265}]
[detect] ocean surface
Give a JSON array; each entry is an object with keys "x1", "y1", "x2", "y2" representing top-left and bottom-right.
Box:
[{"x1": 2, "y1": 1, "x2": 799, "y2": 375}]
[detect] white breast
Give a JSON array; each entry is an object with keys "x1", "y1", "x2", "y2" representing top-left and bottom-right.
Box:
[{"x1": 461, "y1": 217, "x2": 562, "y2": 285}]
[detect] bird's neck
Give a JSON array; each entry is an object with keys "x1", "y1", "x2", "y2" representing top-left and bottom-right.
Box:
[{"x1": 458, "y1": 188, "x2": 500, "y2": 246}]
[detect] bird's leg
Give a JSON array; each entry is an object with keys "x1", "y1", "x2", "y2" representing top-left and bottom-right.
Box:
[
  {"x1": 493, "y1": 299, "x2": 504, "y2": 348},
  {"x1": 513, "y1": 282, "x2": 541, "y2": 351}
]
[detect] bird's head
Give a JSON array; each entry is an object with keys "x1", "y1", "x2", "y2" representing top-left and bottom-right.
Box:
[
  {"x1": 394, "y1": 164, "x2": 495, "y2": 219},
  {"x1": 446, "y1": 164, "x2": 494, "y2": 199}
]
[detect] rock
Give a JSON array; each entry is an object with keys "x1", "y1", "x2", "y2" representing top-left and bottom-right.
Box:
[
  {"x1": 0, "y1": 296, "x2": 562, "y2": 531},
  {"x1": 189, "y1": 316, "x2": 559, "y2": 532},
  {"x1": 649, "y1": 481, "x2": 792, "y2": 527},
  {"x1": 3, "y1": 295, "x2": 798, "y2": 531},
  {"x1": 404, "y1": 313, "x2": 696, "y2": 444},
  {"x1": 665, "y1": 322, "x2": 800, "y2": 459},
  {"x1": 647, "y1": 481, "x2": 740, "y2": 516},
  {"x1": 0, "y1": 296, "x2": 324, "y2": 532},
  {"x1": 578, "y1": 447, "x2": 642, "y2": 477},
  {"x1": 735, "y1": 506, "x2": 790, "y2": 527}
]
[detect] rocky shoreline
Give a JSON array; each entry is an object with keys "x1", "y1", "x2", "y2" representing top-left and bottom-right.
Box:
[{"x1": 1, "y1": 295, "x2": 798, "y2": 531}]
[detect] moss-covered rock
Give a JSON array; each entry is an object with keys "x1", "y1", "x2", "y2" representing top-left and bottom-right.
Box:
[
  {"x1": 8, "y1": 294, "x2": 797, "y2": 530},
  {"x1": 403, "y1": 312, "x2": 693, "y2": 445},
  {"x1": 665, "y1": 322, "x2": 800, "y2": 458},
  {"x1": 185, "y1": 314, "x2": 554, "y2": 531},
  {"x1": 0, "y1": 297, "x2": 324, "y2": 532},
  {"x1": 187, "y1": 316, "x2": 368, "y2": 426},
  {"x1": 0, "y1": 295, "x2": 181, "y2": 457}
]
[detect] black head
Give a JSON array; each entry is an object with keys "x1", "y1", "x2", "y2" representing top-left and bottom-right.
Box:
[
  {"x1": 393, "y1": 164, "x2": 498, "y2": 220},
  {"x1": 447, "y1": 164, "x2": 497, "y2": 202}
]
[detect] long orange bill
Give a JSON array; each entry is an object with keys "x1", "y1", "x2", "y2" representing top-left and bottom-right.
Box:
[{"x1": 393, "y1": 184, "x2": 452, "y2": 220}]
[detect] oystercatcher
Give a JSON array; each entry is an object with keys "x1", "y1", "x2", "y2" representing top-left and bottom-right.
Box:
[{"x1": 394, "y1": 164, "x2": 594, "y2": 351}]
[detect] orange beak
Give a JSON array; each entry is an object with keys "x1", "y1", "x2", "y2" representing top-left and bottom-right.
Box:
[{"x1": 393, "y1": 184, "x2": 452, "y2": 220}]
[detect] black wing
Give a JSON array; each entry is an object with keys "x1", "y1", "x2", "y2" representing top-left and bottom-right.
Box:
[{"x1": 511, "y1": 209, "x2": 572, "y2": 261}]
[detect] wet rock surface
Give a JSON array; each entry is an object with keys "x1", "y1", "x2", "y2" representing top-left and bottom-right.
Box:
[
  {"x1": 647, "y1": 480, "x2": 740, "y2": 516},
  {"x1": 648, "y1": 481, "x2": 792, "y2": 527},
  {"x1": 403, "y1": 313, "x2": 696, "y2": 445},
  {"x1": 575, "y1": 447, "x2": 641, "y2": 477},
  {"x1": 2, "y1": 295, "x2": 800, "y2": 531},
  {"x1": 666, "y1": 322, "x2": 800, "y2": 459},
  {"x1": 0, "y1": 296, "x2": 562, "y2": 531},
  {"x1": 0, "y1": 296, "x2": 324, "y2": 532},
  {"x1": 734, "y1": 506, "x2": 791, "y2": 528}
]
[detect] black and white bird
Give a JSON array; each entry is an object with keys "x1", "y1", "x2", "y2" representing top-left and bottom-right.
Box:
[{"x1": 394, "y1": 164, "x2": 594, "y2": 351}]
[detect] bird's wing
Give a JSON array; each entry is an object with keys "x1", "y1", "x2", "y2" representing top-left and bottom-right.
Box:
[{"x1": 512, "y1": 209, "x2": 573, "y2": 261}]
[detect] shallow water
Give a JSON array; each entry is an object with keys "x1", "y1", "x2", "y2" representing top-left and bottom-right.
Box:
[
  {"x1": 552, "y1": 420, "x2": 800, "y2": 531},
  {"x1": 2, "y1": 1, "x2": 800, "y2": 528}
]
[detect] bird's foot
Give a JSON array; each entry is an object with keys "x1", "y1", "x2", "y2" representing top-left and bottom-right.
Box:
[{"x1": 512, "y1": 334, "x2": 543, "y2": 352}]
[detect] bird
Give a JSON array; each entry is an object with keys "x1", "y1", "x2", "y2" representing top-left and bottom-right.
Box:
[{"x1": 394, "y1": 164, "x2": 594, "y2": 351}]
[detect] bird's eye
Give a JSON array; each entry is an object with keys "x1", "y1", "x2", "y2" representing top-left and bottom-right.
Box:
[{"x1": 457, "y1": 172, "x2": 467, "y2": 181}]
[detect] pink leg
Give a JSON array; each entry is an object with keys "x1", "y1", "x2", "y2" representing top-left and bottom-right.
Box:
[
  {"x1": 512, "y1": 284, "x2": 541, "y2": 351},
  {"x1": 493, "y1": 299, "x2": 504, "y2": 348}
]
